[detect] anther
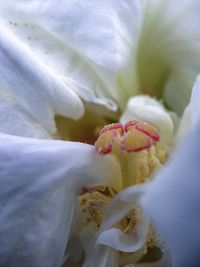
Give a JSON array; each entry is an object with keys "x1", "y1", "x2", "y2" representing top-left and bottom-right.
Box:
[
  {"x1": 121, "y1": 130, "x2": 152, "y2": 153},
  {"x1": 95, "y1": 123, "x2": 123, "y2": 155},
  {"x1": 95, "y1": 120, "x2": 160, "y2": 155}
]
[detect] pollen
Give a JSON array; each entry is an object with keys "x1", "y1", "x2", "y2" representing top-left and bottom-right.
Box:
[{"x1": 79, "y1": 185, "x2": 116, "y2": 229}]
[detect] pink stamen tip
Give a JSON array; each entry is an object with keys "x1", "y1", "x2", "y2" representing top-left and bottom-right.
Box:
[
  {"x1": 95, "y1": 129, "x2": 118, "y2": 155},
  {"x1": 121, "y1": 138, "x2": 152, "y2": 153},
  {"x1": 124, "y1": 120, "x2": 140, "y2": 132},
  {"x1": 97, "y1": 144, "x2": 113, "y2": 155},
  {"x1": 120, "y1": 130, "x2": 152, "y2": 154},
  {"x1": 135, "y1": 122, "x2": 160, "y2": 142},
  {"x1": 100, "y1": 122, "x2": 124, "y2": 135}
]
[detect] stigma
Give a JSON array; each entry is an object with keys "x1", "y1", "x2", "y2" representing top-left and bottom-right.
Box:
[{"x1": 95, "y1": 120, "x2": 160, "y2": 155}]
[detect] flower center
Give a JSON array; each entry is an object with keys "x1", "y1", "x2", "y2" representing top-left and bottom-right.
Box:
[
  {"x1": 79, "y1": 120, "x2": 167, "y2": 263},
  {"x1": 95, "y1": 120, "x2": 166, "y2": 187}
]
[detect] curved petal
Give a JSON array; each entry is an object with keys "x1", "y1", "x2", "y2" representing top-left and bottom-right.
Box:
[
  {"x1": 0, "y1": 26, "x2": 85, "y2": 136},
  {"x1": 0, "y1": 134, "x2": 116, "y2": 267},
  {"x1": 93, "y1": 246, "x2": 118, "y2": 267},
  {"x1": 79, "y1": 225, "x2": 118, "y2": 267},
  {"x1": 141, "y1": 123, "x2": 200, "y2": 267},
  {"x1": 97, "y1": 185, "x2": 149, "y2": 253}
]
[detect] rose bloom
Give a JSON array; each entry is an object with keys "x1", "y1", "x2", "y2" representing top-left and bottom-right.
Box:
[{"x1": 0, "y1": 1, "x2": 200, "y2": 267}]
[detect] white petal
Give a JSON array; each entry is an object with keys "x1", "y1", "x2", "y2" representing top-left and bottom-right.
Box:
[
  {"x1": 100, "y1": 185, "x2": 145, "y2": 232},
  {"x1": 188, "y1": 74, "x2": 200, "y2": 128},
  {"x1": 173, "y1": 74, "x2": 200, "y2": 145},
  {"x1": 79, "y1": 225, "x2": 118, "y2": 267},
  {"x1": 93, "y1": 246, "x2": 118, "y2": 267},
  {"x1": 120, "y1": 96, "x2": 174, "y2": 143},
  {"x1": 118, "y1": 0, "x2": 200, "y2": 112},
  {"x1": 0, "y1": 0, "x2": 143, "y2": 108},
  {"x1": 59, "y1": 76, "x2": 117, "y2": 112},
  {"x1": 0, "y1": 95, "x2": 50, "y2": 138},
  {"x1": 0, "y1": 1, "x2": 119, "y2": 108},
  {"x1": 0, "y1": 0, "x2": 141, "y2": 69},
  {"x1": 0, "y1": 26, "x2": 84, "y2": 136},
  {"x1": 140, "y1": 124, "x2": 200, "y2": 267},
  {"x1": 0, "y1": 134, "x2": 116, "y2": 267},
  {"x1": 98, "y1": 185, "x2": 149, "y2": 252}
]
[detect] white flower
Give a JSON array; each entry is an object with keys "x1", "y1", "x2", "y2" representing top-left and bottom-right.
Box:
[{"x1": 0, "y1": 1, "x2": 200, "y2": 267}]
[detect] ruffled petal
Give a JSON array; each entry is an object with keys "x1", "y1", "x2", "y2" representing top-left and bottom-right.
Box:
[
  {"x1": 0, "y1": 0, "x2": 143, "y2": 108},
  {"x1": 0, "y1": 1, "x2": 121, "y2": 110},
  {"x1": 79, "y1": 224, "x2": 118, "y2": 267},
  {"x1": 0, "y1": 134, "x2": 116, "y2": 267},
  {"x1": 141, "y1": 123, "x2": 200, "y2": 267},
  {"x1": 0, "y1": 26, "x2": 85, "y2": 136},
  {"x1": 97, "y1": 185, "x2": 149, "y2": 253}
]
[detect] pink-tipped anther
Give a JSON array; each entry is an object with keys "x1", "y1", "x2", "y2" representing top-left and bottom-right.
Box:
[
  {"x1": 100, "y1": 122, "x2": 124, "y2": 135},
  {"x1": 135, "y1": 122, "x2": 160, "y2": 142},
  {"x1": 95, "y1": 123, "x2": 123, "y2": 155},
  {"x1": 95, "y1": 120, "x2": 160, "y2": 155},
  {"x1": 121, "y1": 130, "x2": 152, "y2": 153}
]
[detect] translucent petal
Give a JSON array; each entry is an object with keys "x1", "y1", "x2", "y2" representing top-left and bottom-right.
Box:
[
  {"x1": 79, "y1": 225, "x2": 118, "y2": 267},
  {"x1": 141, "y1": 124, "x2": 200, "y2": 267},
  {"x1": 0, "y1": 134, "x2": 116, "y2": 267},
  {"x1": 93, "y1": 246, "x2": 118, "y2": 267}
]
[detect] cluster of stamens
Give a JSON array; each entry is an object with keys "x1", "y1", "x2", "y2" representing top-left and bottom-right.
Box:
[
  {"x1": 79, "y1": 120, "x2": 164, "y2": 262},
  {"x1": 79, "y1": 185, "x2": 138, "y2": 234},
  {"x1": 94, "y1": 120, "x2": 160, "y2": 155}
]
